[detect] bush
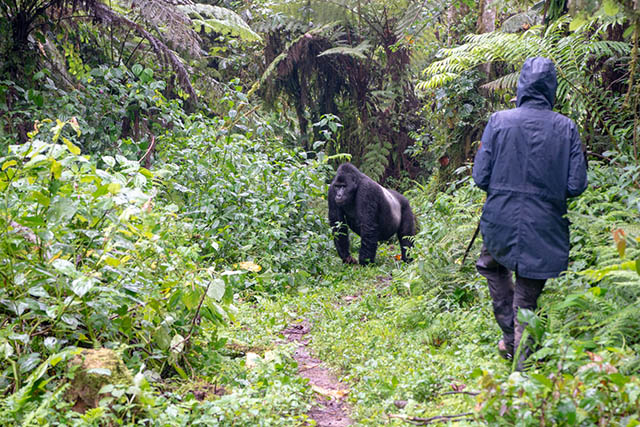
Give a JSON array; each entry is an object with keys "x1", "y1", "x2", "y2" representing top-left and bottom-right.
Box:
[
  {"x1": 158, "y1": 95, "x2": 334, "y2": 293},
  {"x1": 0, "y1": 117, "x2": 233, "y2": 399}
]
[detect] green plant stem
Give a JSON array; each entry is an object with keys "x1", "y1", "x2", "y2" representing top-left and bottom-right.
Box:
[
  {"x1": 624, "y1": 17, "x2": 639, "y2": 109},
  {"x1": 83, "y1": 303, "x2": 98, "y2": 345},
  {"x1": 10, "y1": 359, "x2": 20, "y2": 392}
]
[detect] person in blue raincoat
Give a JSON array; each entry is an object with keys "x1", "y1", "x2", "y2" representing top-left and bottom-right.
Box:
[{"x1": 472, "y1": 57, "x2": 588, "y2": 369}]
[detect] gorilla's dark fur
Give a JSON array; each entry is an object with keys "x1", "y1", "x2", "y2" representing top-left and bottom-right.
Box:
[{"x1": 328, "y1": 163, "x2": 416, "y2": 265}]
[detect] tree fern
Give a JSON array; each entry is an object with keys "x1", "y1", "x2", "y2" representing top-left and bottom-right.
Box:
[
  {"x1": 178, "y1": 3, "x2": 262, "y2": 42},
  {"x1": 418, "y1": 15, "x2": 632, "y2": 148},
  {"x1": 123, "y1": 0, "x2": 203, "y2": 56},
  {"x1": 317, "y1": 41, "x2": 372, "y2": 59},
  {"x1": 84, "y1": 0, "x2": 198, "y2": 102}
]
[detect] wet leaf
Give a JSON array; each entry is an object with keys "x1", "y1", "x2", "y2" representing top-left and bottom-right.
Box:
[{"x1": 311, "y1": 385, "x2": 349, "y2": 399}]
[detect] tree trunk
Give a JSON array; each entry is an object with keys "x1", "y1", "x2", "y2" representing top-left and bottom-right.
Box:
[{"x1": 477, "y1": 0, "x2": 496, "y2": 77}]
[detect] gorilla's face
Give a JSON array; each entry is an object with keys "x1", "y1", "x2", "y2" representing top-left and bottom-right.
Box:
[{"x1": 333, "y1": 173, "x2": 358, "y2": 206}]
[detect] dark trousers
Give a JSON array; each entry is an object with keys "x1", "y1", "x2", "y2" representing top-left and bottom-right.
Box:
[{"x1": 476, "y1": 245, "x2": 546, "y2": 364}]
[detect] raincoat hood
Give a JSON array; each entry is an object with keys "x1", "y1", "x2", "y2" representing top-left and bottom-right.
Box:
[{"x1": 516, "y1": 57, "x2": 557, "y2": 109}]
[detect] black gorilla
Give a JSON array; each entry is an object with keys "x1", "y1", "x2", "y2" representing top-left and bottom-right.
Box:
[{"x1": 328, "y1": 163, "x2": 416, "y2": 265}]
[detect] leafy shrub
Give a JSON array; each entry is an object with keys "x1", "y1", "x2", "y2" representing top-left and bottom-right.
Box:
[
  {"x1": 0, "y1": 118, "x2": 232, "y2": 399},
  {"x1": 1, "y1": 65, "x2": 183, "y2": 157},
  {"x1": 158, "y1": 89, "x2": 334, "y2": 293}
]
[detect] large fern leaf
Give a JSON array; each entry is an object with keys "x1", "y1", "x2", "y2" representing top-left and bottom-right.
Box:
[
  {"x1": 178, "y1": 3, "x2": 262, "y2": 42},
  {"x1": 418, "y1": 15, "x2": 632, "y2": 141}
]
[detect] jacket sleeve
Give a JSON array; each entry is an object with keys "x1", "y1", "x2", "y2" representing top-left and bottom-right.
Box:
[
  {"x1": 472, "y1": 115, "x2": 495, "y2": 192},
  {"x1": 567, "y1": 123, "x2": 588, "y2": 198}
]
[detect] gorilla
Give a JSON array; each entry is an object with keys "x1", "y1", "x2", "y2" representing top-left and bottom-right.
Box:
[{"x1": 328, "y1": 163, "x2": 416, "y2": 265}]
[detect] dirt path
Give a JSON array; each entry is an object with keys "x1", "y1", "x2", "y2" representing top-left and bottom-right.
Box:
[{"x1": 283, "y1": 320, "x2": 352, "y2": 427}]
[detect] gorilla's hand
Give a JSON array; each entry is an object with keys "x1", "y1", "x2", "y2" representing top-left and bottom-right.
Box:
[{"x1": 344, "y1": 255, "x2": 358, "y2": 265}]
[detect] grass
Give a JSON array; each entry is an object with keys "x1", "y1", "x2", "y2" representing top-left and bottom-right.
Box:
[
  {"x1": 219, "y1": 168, "x2": 640, "y2": 425},
  {"x1": 223, "y1": 248, "x2": 509, "y2": 425}
]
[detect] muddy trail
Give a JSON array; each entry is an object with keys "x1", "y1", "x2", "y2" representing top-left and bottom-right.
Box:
[{"x1": 283, "y1": 320, "x2": 352, "y2": 427}]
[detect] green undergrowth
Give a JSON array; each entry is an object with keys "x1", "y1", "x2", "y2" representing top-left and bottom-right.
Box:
[
  {"x1": 0, "y1": 95, "x2": 331, "y2": 424},
  {"x1": 1, "y1": 96, "x2": 639, "y2": 424},
  {"x1": 224, "y1": 161, "x2": 640, "y2": 425}
]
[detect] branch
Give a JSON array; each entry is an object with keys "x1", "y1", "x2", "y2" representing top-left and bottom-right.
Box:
[
  {"x1": 388, "y1": 412, "x2": 474, "y2": 425},
  {"x1": 439, "y1": 390, "x2": 479, "y2": 396},
  {"x1": 170, "y1": 280, "x2": 211, "y2": 352},
  {"x1": 139, "y1": 134, "x2": 157, "y2": 168}
]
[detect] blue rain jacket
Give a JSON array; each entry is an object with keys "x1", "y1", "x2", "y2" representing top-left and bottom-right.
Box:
[{"x1": 472, "y1": 57, "x2": 588, "y2": 279}]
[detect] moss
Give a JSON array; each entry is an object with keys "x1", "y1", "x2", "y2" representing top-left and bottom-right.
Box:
[{"x1": 67, "y1": 348, "x2": 133, "y2": 411}]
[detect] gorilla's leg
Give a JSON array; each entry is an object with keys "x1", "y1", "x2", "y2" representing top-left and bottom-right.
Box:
[
  {"x1": 359, "y1": 235, "x2": 378, "y2": 265},
  {"x1": 397, "y1": 204, "x2": 415, "y2": 262}
]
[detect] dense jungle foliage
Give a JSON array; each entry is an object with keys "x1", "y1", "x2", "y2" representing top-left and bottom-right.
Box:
[{"x1": 0, "y1": 0, "x2": 639, "y2": 425}]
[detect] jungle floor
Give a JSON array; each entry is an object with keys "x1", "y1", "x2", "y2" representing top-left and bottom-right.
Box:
[{"x1": 221, "y1": 253, "x2": 515, "y2": 425}]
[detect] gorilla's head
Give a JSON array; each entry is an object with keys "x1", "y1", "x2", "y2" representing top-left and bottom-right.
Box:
[{"x1": 332, "y1": 163, "x2": 360, "y2": 207}]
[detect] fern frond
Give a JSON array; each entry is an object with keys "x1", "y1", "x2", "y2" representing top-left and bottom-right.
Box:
[
  {"x1": 126, "y1": 0, "x2": 202, "y2": 56},
  {"x1": 258, "y1": 23, "x2": 338, "y2": 88},
  {"x1": 178, "y1": 3, "x2": 262, "y2": 42},
  {"x1": 318, "y1": 41, "x2": 371, "y2": 59},
  {"x1": 87, "y1": 0, "x2": 197, "y2": 102},
  {"x1": 480, "y1": 71, "x2": 520, "y2": 91},
  {"x1": 418, "y1": 13, "x2": 632, "y2": 141}
]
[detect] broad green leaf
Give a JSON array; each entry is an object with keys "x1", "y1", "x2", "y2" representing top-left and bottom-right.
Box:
[
  {"x1": 71, "y1": 276, "x2": 96, "y2": 297},
  {"x1": 140, "y1": 68, "x2": 154, "y2": 83},
  {"x1": 153, "y1": 326, "x2": 171, "y2": 350},
  {"x1": 52, "y1": 259, "x2": 77, "y2": 277},
  {"x1": 1, "y1": 342, "x2": 14, "y2": 358},
  {"x1": 182, "y1": 289, "x2": 201, "y2": 310},
  {"x1": 173, "y1": 363, "x2": 188, "y2": 379},
  {"x1": 103, "y1": 156, "x2": 116, "y2": 167},
  {"x1": 107, "y1": 182, "x2": 122, "y2": 194},
  {"x1": 20, "y1": 353, "x2": 42, "y2": 374},
  {"x1": 62, "y1": 137, "x2": 81, "y2": 155},
  {"x1": 530, "y1": 373, "x2": 553, "y2": 389},
  {"x1": 132, "y1": 64, "x2": 143, "y2": 77},
  {"x1": 207, "y1": 279, "x2": 226, "y2": 301},
  {"x1": 2, "y1": 159, "x2": 17, "y2": 170},
  {"x1": 20, "y1": 216, "x2": 45, "y2": 227},
  {"x1": 133, "y1": 173, "x2": 146, "y2": 188},
  {"x1": 556, "y1": 399, "x2": 576, "y2": 424},
  {"x1": 139, "y1": 167, "x2": 154, "y2": 178},
  {"x1": 43, "y1": 337, "x2": 58, "y2": 351},
  {"x1": 50, "y1": 159, "x2": 62, "y2": 179},
  {"x1": 28, "y1": 286, "x2": 49, "y2": 298},
  {"x1": 103, "y1": 257, "x2": 120, "y2": 267},
  {"x1": 623, "y1": 24, "x2": 636, "y2": 39},
  {"x1": 170, "y1": 334, "x2": 185, "y2": 354},
  {"x1": 93, "y1": 184, "x2": 109, "y2": 198},
  {"x1": 51, "y1": 119, "x2": 65, "y2": 142},
  {"x1": 32, "y1": 191, "x2": 50, "y2": 207},
  {"x1": 24, "y1": 154, "x2": 47, "y2": 168}
]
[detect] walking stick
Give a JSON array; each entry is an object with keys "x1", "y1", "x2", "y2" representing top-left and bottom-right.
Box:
[{"x1": 461, "y1": 221, "x2": 480, "y2": 265}]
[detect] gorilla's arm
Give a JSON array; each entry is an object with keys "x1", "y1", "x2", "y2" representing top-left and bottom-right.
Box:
[
  {"x1": 358, "y1": 186, "x2": 380, "y2": 265},
  {"x1": 328, "y1": 188, "x2": 353, "y2": 263}
]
